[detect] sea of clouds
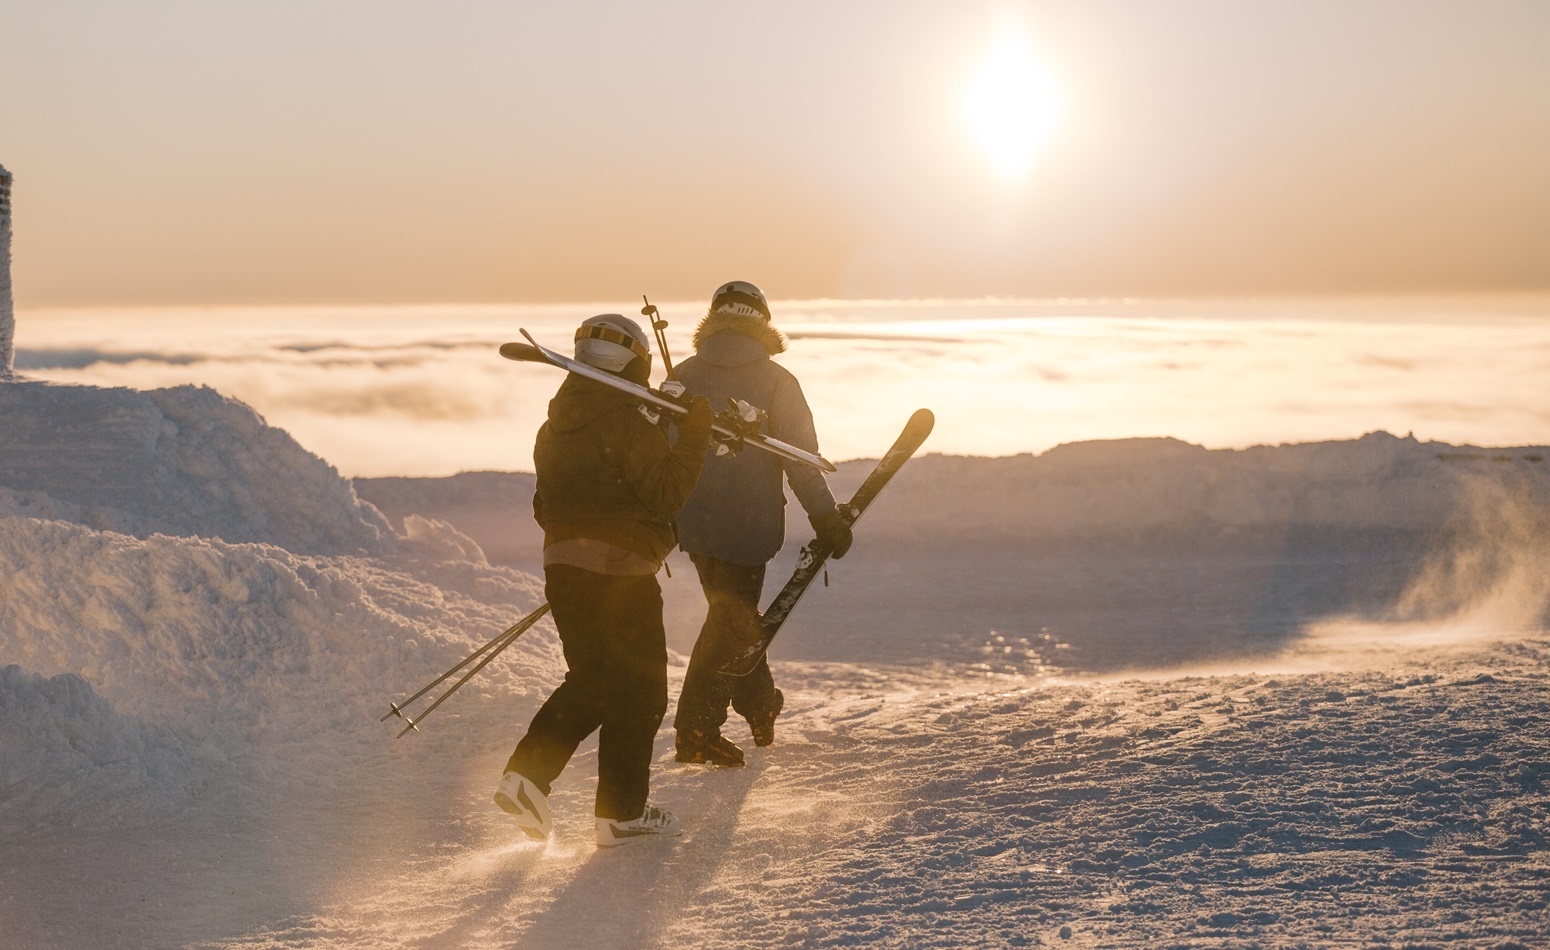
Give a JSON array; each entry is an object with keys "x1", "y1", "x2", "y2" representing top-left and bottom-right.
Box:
[{"x1": 12, "y1": 296, "x2": 1550, "y2": 477}]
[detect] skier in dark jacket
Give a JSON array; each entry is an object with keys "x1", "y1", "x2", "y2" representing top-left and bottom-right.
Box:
[
  {"x1": 671, "y1": 281, "x2": 852, "y2": 767},
  {"x1": 495, "y1": 313, "x2": 713, "y2": 847}
]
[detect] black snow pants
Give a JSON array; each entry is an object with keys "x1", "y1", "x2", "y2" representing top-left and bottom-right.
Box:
[
  {"x1": 506, "y1": 565, "x2": 668, "y2": 821},
  {"x1": 672, "y1": 554, "x2": 779, "y2": 739}
]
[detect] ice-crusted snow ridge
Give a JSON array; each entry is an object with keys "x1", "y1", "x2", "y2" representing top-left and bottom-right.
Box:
[{"x1": 3, "y1": 378, "x2": 1547, "y2": 948}]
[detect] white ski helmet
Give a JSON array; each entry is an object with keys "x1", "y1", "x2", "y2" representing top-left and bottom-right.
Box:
[
  {"x1": 574, "y1": 313, "x2": 652, "y2": 373},
  {"x1": 709, "y1": 280, "x2": 771, "y2": 322}
]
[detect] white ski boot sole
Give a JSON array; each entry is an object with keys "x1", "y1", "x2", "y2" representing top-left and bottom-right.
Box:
[{"x1": 596, "y1": 813, "x2": 682, "y2": 848}]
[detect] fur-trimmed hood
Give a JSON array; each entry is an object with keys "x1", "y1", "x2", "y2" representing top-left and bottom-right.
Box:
[{"x1": 691, "y1": 311, "x2": 787, "y2": 355}]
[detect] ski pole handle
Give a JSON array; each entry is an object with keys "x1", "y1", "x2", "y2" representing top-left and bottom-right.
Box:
[{"x1": 642, "y1": 294, "x2": 676, "y2": 379}]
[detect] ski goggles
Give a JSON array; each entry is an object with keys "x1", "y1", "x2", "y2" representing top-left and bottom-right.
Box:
[{"x1": 576, "y1": 325, "x2": 651, "y2": 361}]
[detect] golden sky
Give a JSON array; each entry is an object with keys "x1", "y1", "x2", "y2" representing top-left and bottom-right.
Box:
[{"x1": 4, "y1": 1, "x2": 1549, "y2": 306}]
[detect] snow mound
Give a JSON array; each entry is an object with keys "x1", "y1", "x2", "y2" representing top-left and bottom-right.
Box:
[
  {"x1": 356, "y1": 471, "x2": 538, "y2": 566},
  {"x1": 0, "y1": 377, "x2": 556, "y2": 836},
  {"x1": 0, "y1": 516, "x2": 551, "y2": 739},
  {"x1": 0, "y1": 513, "x2": 559, "y2": 830},
  {"x1": 0, "y1": 664, "x2": 227, "y2": 830},
  {"x1": 0, "y1": 380, "x2": 392, "y2": 554},
  {"x1": 400, "y1": 513, "x2": 489, "y2": 566}
]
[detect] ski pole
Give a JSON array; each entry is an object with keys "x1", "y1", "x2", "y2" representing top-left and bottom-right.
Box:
[
  {"x1": 641, "y1": 295, "x2": 676, "y2": 379},
  {"x1": 380, "y1": 605, "x2": 543, "y2": 722},
  {"x1": 383, "y1": 602, "x2": 552, "y2": 731},
  {"x1": 382, "y1": 618, "x2": 523, "y2": 722},
  {"x1": 397, "y1": 602, "x2": 551, "y2": 738}
]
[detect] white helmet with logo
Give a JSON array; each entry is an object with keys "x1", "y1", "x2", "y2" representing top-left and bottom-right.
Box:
[
  {"x1": 709, "y1": 281, "x2": 771, "y2": 322},
  {"x1": 574, "y1": 314, "x2": 652, "y2": 373}
]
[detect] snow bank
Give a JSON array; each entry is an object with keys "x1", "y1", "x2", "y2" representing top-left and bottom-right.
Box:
[
  {"x1": 0, "y1": 513, "x2": 560, "y2": 832},
  {"x1": 0, "y1": 380, "x2": 392, "y2": 554},
  {"x1": 859, "y1": 431, "x2": 1550, "y2": 544},
  {"x1": 0, "y1": 376, "x2": 562, "y2": 838},
  {"x1": 0, "y1": 515, "x2": 552, "y2": 739},
  {"x1": 360, "y1": 433, "x2": 1550, "y2": 557}
]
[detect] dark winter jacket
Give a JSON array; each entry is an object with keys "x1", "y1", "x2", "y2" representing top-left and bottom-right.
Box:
[
  {"x1": 532, "y1": 374, "x2": 710, "y2": 565},
  {"x1": 674, "y1": 324, "x2": 838, "y2": 566}
]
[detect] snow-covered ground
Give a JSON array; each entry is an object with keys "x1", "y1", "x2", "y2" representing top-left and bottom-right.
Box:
[{"x1": 3, "y1": 379, "x2": 1548, "y2": 948}]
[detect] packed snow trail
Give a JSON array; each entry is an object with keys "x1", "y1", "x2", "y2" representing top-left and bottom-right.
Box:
[{"x1": 102, "y1": 639, "x2": 1545, "y2": 950}]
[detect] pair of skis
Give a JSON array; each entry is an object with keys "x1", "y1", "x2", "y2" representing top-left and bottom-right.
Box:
[{"x1": 500, "y1": 330, "x2": 836, "y2": 474}]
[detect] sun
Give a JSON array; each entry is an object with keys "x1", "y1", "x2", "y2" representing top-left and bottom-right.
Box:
[{"x1": 964, "y1": 28, "x2": 1059, "y2": 182}]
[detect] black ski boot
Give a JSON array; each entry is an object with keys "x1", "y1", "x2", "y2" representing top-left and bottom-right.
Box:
[
  {"x1": 675, "y1": 730, "x2": 746, "y2": 767},
  {"x1": 747, "y1": 688, "x2": 785, "y2": 748}
]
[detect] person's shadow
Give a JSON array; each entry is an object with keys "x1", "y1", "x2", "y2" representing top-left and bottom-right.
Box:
[
  {"x1": 510, "y1": 760, "x2": 759, "y2": 948},
  {"x1": 409, "y1": 741, "x2": 758, "y2": 949}
]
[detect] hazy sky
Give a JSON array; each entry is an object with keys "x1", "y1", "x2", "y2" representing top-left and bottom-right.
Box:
[{"x1": 4, "y1": 1, "x2": 1549, "y2": 305}]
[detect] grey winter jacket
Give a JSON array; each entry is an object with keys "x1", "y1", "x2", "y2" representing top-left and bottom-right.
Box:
[{"x1": 674, "y1": 329, "x2": 838, "y2": 566}]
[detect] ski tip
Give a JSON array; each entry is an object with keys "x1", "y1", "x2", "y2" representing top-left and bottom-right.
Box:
[
  {"x1": 499, "y1": 341, "x2": 546, "y2": 363},
  {"x1": 718, "y1": 643, "x2": 768, "y2": 676},
  {"x1": 912, "y1": 408, "x2": 935, "y2": 430}
]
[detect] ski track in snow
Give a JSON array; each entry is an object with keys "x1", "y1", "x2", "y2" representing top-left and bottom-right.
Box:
[{"x1": 4, "y1": 380, "x2": 1550, "y2": 948}]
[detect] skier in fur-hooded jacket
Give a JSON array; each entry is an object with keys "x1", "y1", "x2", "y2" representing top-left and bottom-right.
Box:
[{"x1": 671, "y1": 282, "x2": 852, "y2": 766}]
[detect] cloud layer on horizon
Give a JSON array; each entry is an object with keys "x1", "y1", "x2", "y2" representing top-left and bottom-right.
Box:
[{"x1": 11, "y1": 302, "x2": 1550, "y2": 477}]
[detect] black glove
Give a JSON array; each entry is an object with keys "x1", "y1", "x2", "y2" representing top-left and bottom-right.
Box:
[
  {"x1": 811, "y1": 509, "x2": 854, "y2": 558},
  {"x1": 678, "y1": 394, "x2": 714, "y2": 443}
]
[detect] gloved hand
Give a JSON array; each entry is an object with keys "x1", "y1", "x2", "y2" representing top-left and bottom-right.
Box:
[
  {"x1": 660, "y1": 380, "x2": 687, "y2": 400},
  {"x1": 810, "y1": 509, "x2": 854, "y2": 558},
  {"x1": 678, "y1": 394, "x2": 714, "y2": 443}
]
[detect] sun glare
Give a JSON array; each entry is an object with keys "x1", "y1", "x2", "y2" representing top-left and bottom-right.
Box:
[{"x1": 965, "y1": 28, "x2": 1058, "y2": 182}]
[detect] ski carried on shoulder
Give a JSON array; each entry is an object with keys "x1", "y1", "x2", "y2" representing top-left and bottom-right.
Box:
[
  {"x1": 721, "y1": 408, "x2": 935, "y2": 676},
  {"x1": 500, "y1": 330, "x2": 836, "y2": 473}
]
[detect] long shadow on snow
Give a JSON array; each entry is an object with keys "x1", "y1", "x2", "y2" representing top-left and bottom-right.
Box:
[{"x1": 510, "y1": 764, "x2": 758, "y2": 949}]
